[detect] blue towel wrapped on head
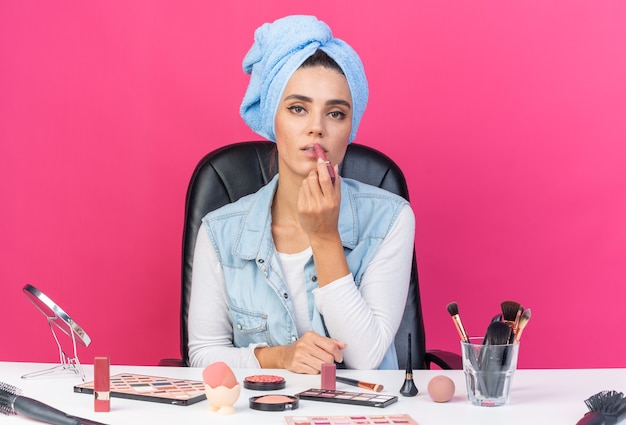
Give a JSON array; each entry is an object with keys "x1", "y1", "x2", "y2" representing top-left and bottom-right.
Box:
[{"x1": 240, "y1": 15, "x2": 368, "y2": 143}]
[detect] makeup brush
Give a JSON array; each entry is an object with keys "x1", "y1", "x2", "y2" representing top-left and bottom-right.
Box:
[
  {"x1": 336, "y1": 377, "x2": 384, "y2": 393},
  {"x1": 0, "y1": 381, "x2": 109, "y2": 425},
  {"x1": 447, "y1": 302, "x2": 489, "y2": 396},
  {"x1": 510, "y1": 305, "x2": 524, "y2": 343},
  {"x1": 480, "y1": 321, "x2": 512, "y2": 398},
  {"x1": 513, "y1": 308, "x2": 531, "y2": 343},
  {"x1": 484, "y1": 321, "x2": 512, "y2": 346},
  {"x1": 500, "y1": 300, "x2": 522, "y2": 344},
  {"x1": 500, "y1": 300, "x2": 521, "y2": 324},
  {"x1": 446, "y1": 302, "x2": 469, "y2": 343},
  {"x1": 399, "y1": 333, "x2": 418, "y2": 397},
  {"x1": 482, "y1": 313, "x2": 505, "y2": 345},
  {"x1": 576, "y1": 390, "x2": 626, "y2": 425}
]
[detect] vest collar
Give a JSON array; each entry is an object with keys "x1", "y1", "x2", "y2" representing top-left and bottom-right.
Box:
[{"x1": 233, "y1": 175, "x2": 358, "y2": 259}]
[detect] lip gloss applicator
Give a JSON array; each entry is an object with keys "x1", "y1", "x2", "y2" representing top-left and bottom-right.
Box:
[{"x1": 314, "y1": 143, "x2": 336, "y2": 184}]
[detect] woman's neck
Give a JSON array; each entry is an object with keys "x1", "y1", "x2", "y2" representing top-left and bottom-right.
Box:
[{"x1": 271, "y1": 176, "x2": 310, "y2": 253}]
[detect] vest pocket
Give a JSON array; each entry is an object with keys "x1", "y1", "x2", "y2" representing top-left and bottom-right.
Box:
[{"x1": 230, "y1": 306, "x2": 269, "y2": 345}]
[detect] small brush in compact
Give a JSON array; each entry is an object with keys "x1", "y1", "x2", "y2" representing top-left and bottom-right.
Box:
[
  {"x1": 314, "y1": 143, "x2": 336, "y2": 184},
  {"x1": 576, "y1": 390, "x2": 626, "y2": 425},
  {"x1": 399, "y1": 333, "x2": 418, "y2": 397}
]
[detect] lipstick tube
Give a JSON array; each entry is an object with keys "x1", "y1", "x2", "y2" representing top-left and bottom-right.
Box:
[
  {"x1": 94, "y1": 356, "x2": 110, "y2": 412},
  {"x1": 314, "y1": 143, "x2": 336, "y2": 184},
  {"x1": 321, "y1": 363, "x2": 336, "y2": 391}
]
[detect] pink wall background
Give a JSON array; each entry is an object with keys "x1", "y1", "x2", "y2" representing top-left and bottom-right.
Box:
[{"x1": 2, "y1": 1, "x2": 625, "y2": 369}]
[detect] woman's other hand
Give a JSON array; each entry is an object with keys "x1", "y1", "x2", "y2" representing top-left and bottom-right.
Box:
[{"x1": 255, "y1": 331, "x2": 346, "y2": 374}]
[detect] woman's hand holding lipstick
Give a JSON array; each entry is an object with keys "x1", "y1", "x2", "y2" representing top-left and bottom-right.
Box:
[
  {"x1": 298, "y1": 143, "x2": 348, "y2": 288},
  {"x1": 297, "y1": 143, "x2": 340, "y2": 236}
]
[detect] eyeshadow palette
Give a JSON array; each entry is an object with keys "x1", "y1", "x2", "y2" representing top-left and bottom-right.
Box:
[
  {"x1": 74, "y1": 373, "x2": 206, "y2": 406},
  {"x1": 284, "y1": 414, "x2": 419, "y2": 424},
  {"x1": 295, "y1": 388, "x2": 398, "y2": 408}
]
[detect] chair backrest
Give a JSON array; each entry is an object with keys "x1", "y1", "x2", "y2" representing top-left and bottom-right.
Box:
[{"x1": 179, "y1": 141, "x2": 426, "y2": 369}]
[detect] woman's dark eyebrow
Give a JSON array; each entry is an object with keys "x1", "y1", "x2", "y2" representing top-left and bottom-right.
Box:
[
  {"x1": 326, "y1": 99, "x2": 351, "y2": 108},
  {"x1": 284, "y1": 94, "x2": 351, "y2": 109},
  {"x1": 284, "y1": 94, "x2": 312, "y2": 103}
]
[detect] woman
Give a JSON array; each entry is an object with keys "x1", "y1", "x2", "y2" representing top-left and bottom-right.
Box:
[{"x1": 188, "y1": 15, "x2": 415, "y2": 373}]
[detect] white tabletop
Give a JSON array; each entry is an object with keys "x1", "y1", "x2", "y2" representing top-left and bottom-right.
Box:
[{"x1": 1, "y1": 362, "x2": 623, "y2": 424}]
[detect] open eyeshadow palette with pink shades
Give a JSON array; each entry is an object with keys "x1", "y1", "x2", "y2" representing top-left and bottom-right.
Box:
[
  {"x1": 73, "y1": 373, "x2": 206, "y2": 406},
  {"x1": 295, "y1": 388, "x2": 398, "y2": 408},
  {"x1": 284, "y1": 414, "x2": 419, "y2": 425}
]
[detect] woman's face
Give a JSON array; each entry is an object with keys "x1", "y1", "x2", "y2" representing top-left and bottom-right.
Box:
[{"x1": 274, "y1": 65, "x2": 352, "y2": 181}]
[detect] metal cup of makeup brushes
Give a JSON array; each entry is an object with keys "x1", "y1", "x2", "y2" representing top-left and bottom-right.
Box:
[{"x1": 461, "y1": 337, "x2": 520, "y2": 407}]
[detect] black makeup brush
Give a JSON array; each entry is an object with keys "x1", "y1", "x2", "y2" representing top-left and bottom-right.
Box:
[
  {"x1": 399, "y1": 333, "x2": 418, "y2": 397},
  {"x1": 480, "y1": 321, "x2": 512, "y2": 398},
  {"x1": 576, "y1": 390, "x2": 626, "y2": 425},
  {"x1": 482, "y1": 313, "x2": 504, "y2": 345},
  {"x1": 0, "y1": 381, "x2": 109, "y2": 425}
]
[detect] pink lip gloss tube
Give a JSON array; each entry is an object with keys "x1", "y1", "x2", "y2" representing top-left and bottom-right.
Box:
[{"x1": 314, "y1": 143, "x2": 336, "y2": 184}]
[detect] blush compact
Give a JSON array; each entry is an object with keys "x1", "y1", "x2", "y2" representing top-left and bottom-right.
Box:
[
  {"x1": 249, "y1": 394, "x2": 299, "y2": 411},
  {"x1": 243, "y1": 374, "x2": 286, "y2": 391}
]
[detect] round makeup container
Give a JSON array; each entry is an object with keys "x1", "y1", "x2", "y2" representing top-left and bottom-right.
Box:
[
  {"x1": 243, "y1": 375, "x2": 286, "y2": 391},
  {"x1": 249, "y1": 395, "x2": 299, "y2": 411}
]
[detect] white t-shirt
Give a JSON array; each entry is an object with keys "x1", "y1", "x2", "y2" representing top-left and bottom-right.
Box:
[{"x1": 276, "y1": 247, "x2": 314, "y2": 336}]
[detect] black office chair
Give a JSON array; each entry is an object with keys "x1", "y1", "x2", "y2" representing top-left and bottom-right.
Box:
[{"x1": 160, "y1": 141, "x2": 461, "y2": 370}]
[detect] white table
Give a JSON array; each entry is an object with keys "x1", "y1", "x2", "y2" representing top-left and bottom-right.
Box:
[{"x1": 1, "y1": 362, "x2": 623, "y2": 424}]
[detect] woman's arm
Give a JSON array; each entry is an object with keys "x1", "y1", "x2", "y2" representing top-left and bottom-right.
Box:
[
  {"x1": 187, "y1": 226, "x2": 263, "y2": 368},
  {"x1": 189, "y1": 225, "x2": 345, "y2": 372},
  {"x1": 312, "y1": 204, "x2": 415, "y2": 369}
]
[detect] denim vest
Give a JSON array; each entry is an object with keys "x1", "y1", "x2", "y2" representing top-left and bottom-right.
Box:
[{"x1": 201, "y1": 175, "x2": 409, "y2": 369}]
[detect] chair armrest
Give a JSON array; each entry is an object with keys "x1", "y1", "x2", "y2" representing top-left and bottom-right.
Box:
[
  {"x1": 424, "y1": 349, "x2": 463, "y2": 370},
  {"x1": 158, "y1": 358, "x2": 186, "y2": 367}
]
